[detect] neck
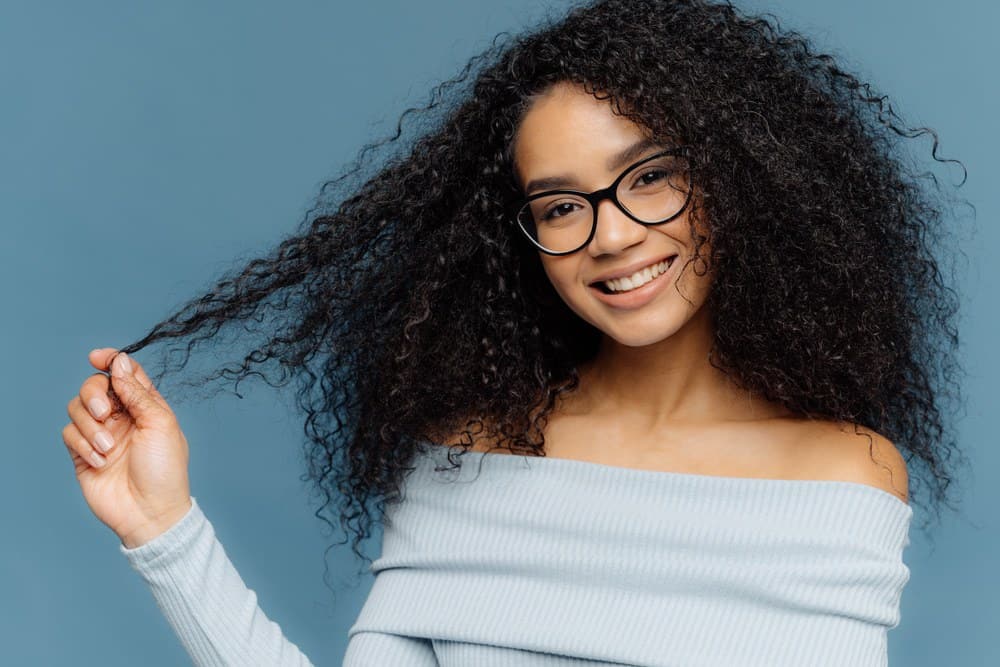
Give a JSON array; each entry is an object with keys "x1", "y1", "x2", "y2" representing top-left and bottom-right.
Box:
[{"x1": 568, "y1": 306, "x2": 792, "y2": 430}]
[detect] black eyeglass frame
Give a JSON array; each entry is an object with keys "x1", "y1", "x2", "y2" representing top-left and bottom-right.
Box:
[{"x1": 512, "y1": 146, "x2": 694, "y2": 256}]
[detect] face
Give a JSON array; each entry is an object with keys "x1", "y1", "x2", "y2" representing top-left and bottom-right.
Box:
[{"x1": 512, "y1": 81, "x2": 715, "y2": 347}]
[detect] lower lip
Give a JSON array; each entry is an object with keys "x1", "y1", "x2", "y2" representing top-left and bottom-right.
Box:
[{"x1": 588, "y1": 257, "x2": 678, "y2": 310}]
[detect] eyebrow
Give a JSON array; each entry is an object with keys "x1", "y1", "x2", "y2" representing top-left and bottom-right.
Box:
[{"x1": 522, "y1": 137, "x2": 664, "y2": 196}]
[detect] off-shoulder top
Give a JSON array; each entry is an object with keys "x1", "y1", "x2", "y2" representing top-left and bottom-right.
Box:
[{"x1": 120, "y1": 444, "x2": 914, "y2": 666}]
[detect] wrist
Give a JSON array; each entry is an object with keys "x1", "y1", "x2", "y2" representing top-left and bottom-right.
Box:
[{"x1": 120, "y1": 498, "x2": 193, "y2": 549}]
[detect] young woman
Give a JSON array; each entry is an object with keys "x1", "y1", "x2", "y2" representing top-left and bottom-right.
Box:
[{"x1": 62, "y1": 0, "x2": 967, "y2": 664}]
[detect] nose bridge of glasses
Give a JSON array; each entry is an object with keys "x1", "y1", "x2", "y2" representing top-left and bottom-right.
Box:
[{"x1": 587, "y1": 183, "x2": 626, "y2": 217}]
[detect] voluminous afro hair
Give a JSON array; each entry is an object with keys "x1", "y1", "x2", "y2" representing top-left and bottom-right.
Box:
[{"x1": 110, "y1": 0, "x2": 973, "y2": 590}]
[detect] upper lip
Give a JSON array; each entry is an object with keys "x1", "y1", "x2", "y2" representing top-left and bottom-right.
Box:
[{"x1": 589, "y1": 254, "x2": 678, "y2": 285}]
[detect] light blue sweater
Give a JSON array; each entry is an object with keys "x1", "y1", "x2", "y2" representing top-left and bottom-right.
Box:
[{"x1": 120, "y1": 445, "x2": 913, "y2": 666}]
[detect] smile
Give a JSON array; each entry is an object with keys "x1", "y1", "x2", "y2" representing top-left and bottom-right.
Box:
[
  {"x1": 599, "y1": 256, "x2": 676, "y2": 293},
  {"x1": 588, "y1": 255, "x2": 679, "y2": 310}
]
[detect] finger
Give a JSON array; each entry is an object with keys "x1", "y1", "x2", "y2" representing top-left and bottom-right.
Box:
[
  {"x1": 61, "y1": 420, "x2": 109, "y2": 470},
  {"x1": 89, "y1": 348, "x2": 118, "y2": 374},
  {"x1": 80, "y1": 372, "x2": 112, "y2": 423},
  {"x1": 91, "y1": 348, "x2": 165, "y2": 403},
  {"x1": 67, "y1": 395, "x2": 118, "y2": 459},
  {"x1": 63, "y1": 438, "x2": 89, "y2": 476},
  {"x1": 107, "y1": 355, "x2": 167, "y2": 427},
  {"x1": 120, "y1": 354, "x2": 163, "y2": 400}
]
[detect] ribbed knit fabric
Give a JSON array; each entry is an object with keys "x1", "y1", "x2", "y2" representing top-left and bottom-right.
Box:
[
  {"x1": 121, "y1": 445, "x2": 913, "y2": 666},
  {"x1": 119, "y1": 495, "x2": 316, "y2": 666}
]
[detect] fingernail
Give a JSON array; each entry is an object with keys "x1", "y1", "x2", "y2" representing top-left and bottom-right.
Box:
[
  {"x1": 115, "y1": 353, "x2": 132, "y2": 375},
  {"x1": 94, "y1": 431, "x2": 114, "y2": 453},
  {"x1": 88, "y1": 397, "x2": 109, "y2": 420},
  {"x1": 90, "y1": 451, "x2": 107, "y2": 467}
]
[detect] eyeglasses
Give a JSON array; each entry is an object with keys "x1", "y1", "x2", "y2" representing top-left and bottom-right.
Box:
[{"x1": 512, "y1": 147, "x2": 693, "y2": 256}]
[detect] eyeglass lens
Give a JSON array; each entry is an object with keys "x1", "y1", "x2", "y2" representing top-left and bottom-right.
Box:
[{"x1": 517, "y1": 153, "x2": 690, "y2": 254}]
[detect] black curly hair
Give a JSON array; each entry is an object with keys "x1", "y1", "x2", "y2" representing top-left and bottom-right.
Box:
[{"x1": 110, "y1": 0, "x2": 973, "y2": 592}]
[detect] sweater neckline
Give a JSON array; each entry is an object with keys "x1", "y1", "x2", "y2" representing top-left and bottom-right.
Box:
[{"x1": 422, "y1": 444, "x2": 913, "y2": 514}]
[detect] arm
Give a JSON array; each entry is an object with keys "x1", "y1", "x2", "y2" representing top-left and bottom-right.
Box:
[{"x1": 119, "y1": 496, "x2": 315, "y2": 667}]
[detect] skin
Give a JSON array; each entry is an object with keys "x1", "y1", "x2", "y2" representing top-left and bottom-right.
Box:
[
  {"x1": 60, "y1": 83, "x2": 907, "y2": 538},
  {"x1": 62, "y1": 348, "x2": 192, "y2": 547},
  {"x1": 503, "y1": 81, "x2": 908, "y2": 500},
  {"x1": 511, "y1": 82, "x2": 788, "y2": 461},
  {"x1": 512, "y1": 82, "x2": 761, "y2": 424}
]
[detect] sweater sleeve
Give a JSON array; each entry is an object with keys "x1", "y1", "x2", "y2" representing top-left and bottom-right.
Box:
[{"x1": 119, "y1": 496, "x2": 315, "y2": 667}]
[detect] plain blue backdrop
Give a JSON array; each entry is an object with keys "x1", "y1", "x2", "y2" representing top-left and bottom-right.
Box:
[{"x1": 2, "y1": 1, "x2": 995, "y2": 664}]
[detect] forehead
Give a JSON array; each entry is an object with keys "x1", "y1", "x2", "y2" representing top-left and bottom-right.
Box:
[{"x1": 513, "y1": 83, "x2": 653, "y2": 184}]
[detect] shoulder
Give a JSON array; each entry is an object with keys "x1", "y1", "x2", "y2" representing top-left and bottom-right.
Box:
[
  {"x1": 424, "y1": 416, "x2": 506, "y2": 453},
  {"x1": 800, "y1": 421, "x2": 910, "y2": 504}
]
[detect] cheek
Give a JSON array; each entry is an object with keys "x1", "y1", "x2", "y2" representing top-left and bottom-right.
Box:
[
  {"x1": 538, "y1": 259, "x2": 592, "y2": 312},
  {"x1": 539, "y1": 257, "x2": 579, "y2": 293},
  {"x1": 675, "y1": 254, "x2": 717, "y2": 308}
]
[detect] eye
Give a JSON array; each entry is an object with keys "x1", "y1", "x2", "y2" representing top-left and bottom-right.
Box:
[
  {"x1": 541, "y1": 201, "x2": 582, "y2": 220},
  {"x1": 633, "y1": 168, "x2": 670, "y2": 187}
]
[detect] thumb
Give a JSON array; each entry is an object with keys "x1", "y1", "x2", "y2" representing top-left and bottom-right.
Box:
[{"x1": 108, "y1": 353, "x2": 166, "y2": 428}]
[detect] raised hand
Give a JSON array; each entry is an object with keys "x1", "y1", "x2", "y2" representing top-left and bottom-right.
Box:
[{"x1": 62, "y1": 348, "x2": 192, "y2": 548}]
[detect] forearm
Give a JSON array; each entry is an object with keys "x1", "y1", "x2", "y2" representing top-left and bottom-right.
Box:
[{"x1": 119, "y1": 496, "x2": 315, "y2": 667}]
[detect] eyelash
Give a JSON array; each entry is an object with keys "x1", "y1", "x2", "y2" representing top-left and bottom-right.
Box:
[{"x1": 539, "y1": 168, "x2": 671, "y2": 220}]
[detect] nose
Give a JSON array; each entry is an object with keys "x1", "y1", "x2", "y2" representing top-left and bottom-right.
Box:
[{"x1": 586, "y1": 197, "x2": 647, "y2": 257}]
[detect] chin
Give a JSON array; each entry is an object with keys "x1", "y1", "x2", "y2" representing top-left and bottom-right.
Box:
[
  {"x1": 566, "y1": 281, "x2": 712, "y2": 345},
  {"x1": 570, "y1": 302, "x2": 685, "y2": 347},
  {"x1": 600, "y1": 322, "x2": 683, "y2": 348}
]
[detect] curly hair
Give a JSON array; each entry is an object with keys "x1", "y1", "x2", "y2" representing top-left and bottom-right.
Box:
[{"x1": 110, "y1": 0, "x2": 972, "y2": 592}]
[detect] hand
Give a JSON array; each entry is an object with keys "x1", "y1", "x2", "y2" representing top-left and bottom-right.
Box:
[{"x1": 62, "y1": 348, "x2": 192, "y2": 548}]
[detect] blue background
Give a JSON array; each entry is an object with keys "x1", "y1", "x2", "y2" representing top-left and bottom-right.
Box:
[{"x1": 2, "y1": 1, "x2": 995, "y2": 664}]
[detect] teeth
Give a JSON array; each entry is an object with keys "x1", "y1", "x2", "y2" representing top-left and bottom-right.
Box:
[{"x1": 604, "y1": 257, "x2": 674, "y2": 292}]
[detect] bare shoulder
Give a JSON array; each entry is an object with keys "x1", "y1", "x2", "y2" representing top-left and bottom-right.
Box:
[{"x1": 801, "y1": 420, "x2": 910, "y2": 504}]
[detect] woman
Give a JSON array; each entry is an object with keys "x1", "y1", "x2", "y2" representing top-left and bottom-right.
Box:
[{"x1": 61, "y1": 0, "x2": 967, "y2": 664}]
